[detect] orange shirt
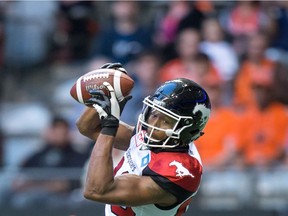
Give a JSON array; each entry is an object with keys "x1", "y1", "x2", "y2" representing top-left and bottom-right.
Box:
[
  {"x1": 228, "y1": 6, "x2": 261, "y2": 36},
  {"x1": 159, "y1": 59, "x2": 220, "y2": 84},
  {"x1": 195, "y1": 107, "x2": 242, "y2": 167},
  {"x1": 239, "y1": 103, "x2": 287, "y2": 166},
  {"x1": 233, "y1": 58, "x2": 276, "y2": 109}
]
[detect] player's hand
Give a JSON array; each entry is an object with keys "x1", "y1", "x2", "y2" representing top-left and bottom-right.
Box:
[
  {"x1": 85, "y1": 82, "x2": 119, "y2": 136},
  {"x1": 119, "y1": 94, "x2": 132, "y2": 115},
  {"x1": 100, "y1": 62, "x2": 127, "y2": 74},
  {"x1": 85, "y1": 82, "x2": 131, "y2": 136},
  {"x1": 100, "y1": 62, "x2": 133, "y2": 109}
]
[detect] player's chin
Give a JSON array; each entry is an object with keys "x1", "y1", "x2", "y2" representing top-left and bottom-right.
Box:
[{"x1": 147, "y1": 130, "x2": 167, "y2": 141}]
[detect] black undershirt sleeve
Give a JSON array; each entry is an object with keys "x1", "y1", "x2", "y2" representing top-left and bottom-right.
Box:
[{"x1": 142, "y1": 166, "x2": 193, "y2": 208}]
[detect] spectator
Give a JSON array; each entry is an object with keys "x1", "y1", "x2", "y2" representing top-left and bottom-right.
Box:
[
  {"x1": 0, "y1": 130, "x2": 3, "y2": 167},
  {"x1": 284, "y1": 115, "x2": 288, "y2": 166},
  {"x1": 50, "y1": 1, "x2": 98, "y2": 63},
  {"x1": 90, "y1": 1, "x2": 153, "y2": 66},
  {"x1": 195, "y1": 76, "x2": 243, "y2": 170},
  {"x1": 193, "y1": 0, "x2": 215, "y2": 15},
  {"x1": 262, "y1": 1, "x2": 288, "y2": 65},
  {"x1": 200, "y1": 17, "x2": 239, "y2": 82},
  {"x1": 121, "y1": 49, "x2": 162, "y2": 125},
  {"x1": 153, "y1": 1, "x2": 191, "y2": 61},
  {"x1": 159, "y1": 28, "x2": 220, "y2": 86},
  {"x1": 238, "y1": 71, "x2": 287, "y2": 169},
  {"x1": 0, "y1": 2, "x2": 4, "y2": 67},
  {"x1": 233, "y1": 30, "x2": 277, "y2": 110},
  {"x1": 5, "y1": 116, "x2": 87, "y2": 207},
  {"x1": 272, "y1": 62, "x2": 288, "y2": 106},
  {"x1": 154, "y1": 1, "x2": 190, "y2": 47},
  {"x1": 177, "y1": 1, "x2": 206, "y2": 33},
  {"x1": 219, "y1": 1, "x2": 274, "y2": 58},
  {"x1": 3, "y1": 1, "x2": 58, "y2": 68},
  {"x1": 268, "y1": 1, "x2": 288, "y2": 55}
]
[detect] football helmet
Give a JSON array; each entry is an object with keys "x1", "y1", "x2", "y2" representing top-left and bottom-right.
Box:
[{"x1": 136, "y1": 78, "x2": 211, "y2": 148}]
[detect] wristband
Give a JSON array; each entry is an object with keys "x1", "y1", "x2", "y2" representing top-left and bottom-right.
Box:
[
  {"x1": 101, "y1": 126, "x2": 119, "y2": 136},
  {"x1": 100, "y1": 116, "x2": 119, "y2": 136}
]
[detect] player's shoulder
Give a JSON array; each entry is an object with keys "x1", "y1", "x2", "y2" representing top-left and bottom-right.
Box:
[
  {"x1": 149, "y1": 150, "x2": 202, "y2": 175},
  {"x1": 144, "y1": 147, "x2": 202, "y2": 193}
]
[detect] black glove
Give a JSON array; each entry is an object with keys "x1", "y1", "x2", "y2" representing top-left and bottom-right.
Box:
[
  {"x1": 119, "y1": 95, "x2": 132, "y2": 115},
  {"x1": 85, "y1": 82, "x2": 131, "y2": 136},
  {"x1": 100, "y1": 62, "x2": 128, "y2": 74}
]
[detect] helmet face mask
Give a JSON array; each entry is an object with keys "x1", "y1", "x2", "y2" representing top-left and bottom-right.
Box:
[
  {"x1": 137, "y1": 96, "x2": 194, "y2": 148},
  {"x1": 136, "y1": 78, "x2": 211, "y2": 149}
]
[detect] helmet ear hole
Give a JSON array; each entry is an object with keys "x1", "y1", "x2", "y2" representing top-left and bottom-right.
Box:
[
  {"x1": 184, "y1": 119, "x2": 193, "y2": 125},
  {"x1": 176, "y1": 119, "x2": 193, "y2": 132}
]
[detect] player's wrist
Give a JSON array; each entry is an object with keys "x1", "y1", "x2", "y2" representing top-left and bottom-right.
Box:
[{"x1": 100, "y1": 115, "x2": 119, "y2": 136}]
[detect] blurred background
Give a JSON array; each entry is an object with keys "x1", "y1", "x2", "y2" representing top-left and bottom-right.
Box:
[{"x1": 0, "y1": 1, "x2": 288, "y2": 216}]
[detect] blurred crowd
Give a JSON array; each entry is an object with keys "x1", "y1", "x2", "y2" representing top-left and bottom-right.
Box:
[{"x1": 1, "y1": 0, "x2": 288, "y2": 210}]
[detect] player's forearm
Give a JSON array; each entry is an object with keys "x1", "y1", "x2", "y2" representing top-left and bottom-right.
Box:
[
  {"x1": 113, "y1": 122, "x2": 134, "y2": 151},
  {"x1": 76, "y1": 107, "x2": 101, "y2": 140},
  {"x1": 83, "y1": 134, "x2": 115, "y2": 200}
]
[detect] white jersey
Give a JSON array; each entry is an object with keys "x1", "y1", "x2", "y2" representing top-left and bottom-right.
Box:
[{"x1": 105, "y1": 131, "x2": 203, "y2": 216}]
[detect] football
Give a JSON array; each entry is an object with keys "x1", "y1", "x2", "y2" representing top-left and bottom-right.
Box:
[{"x1": 70, "y1": 68, "x2": 134, "y2": 106}]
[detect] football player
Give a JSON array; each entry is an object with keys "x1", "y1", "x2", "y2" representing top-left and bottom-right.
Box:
[{"x1": 76, "y1": 63, "x2": 211, "y2": 216}]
